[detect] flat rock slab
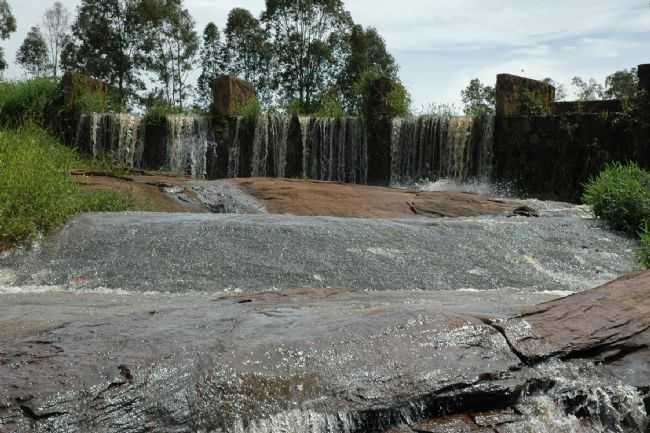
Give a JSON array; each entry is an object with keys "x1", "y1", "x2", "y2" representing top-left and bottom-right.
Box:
[
  {"x1": 1, "y1": 213, "x2": 637, "y2": 293},
  {"x1": 227, "y1": 178, "x2": 520, "y2": 219}
]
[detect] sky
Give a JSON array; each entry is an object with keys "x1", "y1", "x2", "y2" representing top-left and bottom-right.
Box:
[{"x1": 3, "y1": 0, "x2": 650, "y2": 109}]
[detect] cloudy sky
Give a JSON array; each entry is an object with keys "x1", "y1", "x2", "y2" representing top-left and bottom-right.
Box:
[{"x1": 3, "y1": 0, "x2": 650, "y2": 109}]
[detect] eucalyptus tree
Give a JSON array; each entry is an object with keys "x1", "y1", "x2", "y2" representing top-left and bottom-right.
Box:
[
  {"x1": 196, "y1": 22, "x2": 224, "y2": 108},
  {"x1": 16, "y1": 26, "x2": 49, "y2": 77},
  {"x1": 0, "y1": 0, "x2": 17, "y2": 74},
  {"x1": 63, "y1": 0, "x2": 149, "y2": 108},
  {"x1": 571, "y1": 77, "x2": 605, "y2": 101},
  {"x1": 43, "y1": 1, "x2": 71, "y2": 78},
  {"x1": 141, "y1": 0, "x2": 199, "y2": 109},
  {"x1": 605, "y1": 68, "x2": 638, "y2": 100},
  {"x1": 262, "y1": 0, "x2": 353, "y2": 110},
  {"x1": 461, "y1": 79, "x2": 496, "y2": 116},
  {"x1": 222, "y1": 8, "x2": 273, "y2": 105},
  {"x1": 338, "y1": 24, "x2": 398, "y2": 114}
]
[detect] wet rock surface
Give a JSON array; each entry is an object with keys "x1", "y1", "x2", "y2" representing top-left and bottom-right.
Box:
[
  {"x1": 0, "y1": 212, "x2": 637, "y2": 293},
  {"x1": 0, "y1": 280, "x2": 649, "y2": 432}
]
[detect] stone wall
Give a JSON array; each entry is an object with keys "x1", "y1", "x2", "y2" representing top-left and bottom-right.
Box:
[
  {"x1": 494, "y1": 64, "x2": 650, "y2": 202},
  {"x1": 495, "y1": 114, "x2": 644, "y2": 202},
  {"x1": 496, "y1": 74, "x2": 555, "y2": 117}
]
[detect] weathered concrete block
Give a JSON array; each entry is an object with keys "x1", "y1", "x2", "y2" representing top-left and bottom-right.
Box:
[
  {"x1": 63, "y1": 72, "x2": 108, "y2": 112},
  {"x1": 212, "y1": 75, "x2": 256, "y2": 117},
  {"x1": 496, "y1": 74, "x2": 555, "y2": 117}
]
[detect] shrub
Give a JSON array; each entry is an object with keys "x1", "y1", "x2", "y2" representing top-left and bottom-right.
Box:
[
  {"x1": 582, "y1": 162, "x2": 650, "y2": 235},
  {"x1": 0, "y1": 125, "x2": 132, "y2": 249},
  {"x1": 0, "y1": 78, "x2": 60, "y2": 127},
  {"x1": 316, "y1": 92, "x2": 345, "y2": 118},
  {"x1": 237, "y1": 97, "x2": 262, "y2": 120}
]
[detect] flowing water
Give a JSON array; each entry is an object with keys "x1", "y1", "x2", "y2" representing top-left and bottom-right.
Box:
[
  {"x1": 390, "y1": 114, "x2": 494, "y2": 185},
  {"x1": 76, "y1": 113, "x2": 145, "y2": 167},
  {"x1": 75, "y1": 112, "x2": 492, "y2": 187}
]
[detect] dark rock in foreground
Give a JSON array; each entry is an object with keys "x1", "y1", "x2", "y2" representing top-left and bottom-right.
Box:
[{"x1": 1, "y1": 273, "x2": 650, "y2": 432}]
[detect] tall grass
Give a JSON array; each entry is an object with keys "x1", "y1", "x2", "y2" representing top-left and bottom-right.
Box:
[
  {"x1": 0, "y1": 125, "x2": 132, "y2": 249},
  {"x1": 0, "y1": 78, "x2": 61, "y2": 127}
]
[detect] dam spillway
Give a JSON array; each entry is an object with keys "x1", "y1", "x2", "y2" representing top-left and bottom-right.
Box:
[{"x1": 74, "y1": 112, "x2": 494, "y2": 185}]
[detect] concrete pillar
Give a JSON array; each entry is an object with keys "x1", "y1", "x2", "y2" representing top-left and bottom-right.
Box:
[
  {"x1": 638, "y1": 64, "x2": 650, "y2": 95},
  {"x1": 212, "y1": 76, "x2": 256, "y2": 118},
  {"x1": 496, "y1": 74, "x2": 555, "y2": 117}
]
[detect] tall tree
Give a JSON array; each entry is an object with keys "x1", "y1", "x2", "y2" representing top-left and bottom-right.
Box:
[
  {"x1": 141, "y1": 0, "x2": 199, "y2": 109},
  {"x1": 64, "y1": 0, "x2": 148, "y2": 108},
  {"x1": 605, "y1": 68, "x2": 638, "y2": 100},
  {"x1": 0, "y1": 0, "x2": 17, "y2": 74},
  {"x1": 571, "y1": 77, "x2": 604, "y2": 101},
  {"x1": 461, "y1": 79, "x2": 495, "y2": 116},
  {"x1": 262, "y1": 0, "x2": 353, "y2": 110},
  {"x1": 196, "y1": 22, "x2": 223, "y2": 108},
  {"x1": 338, "y1": 24, "x2": 398, "y2": 114},
  {"x1": 222, "y1": 8, "x2": 273, "y2": 104},
  {"x1": 16, "y1": 26, "x2": 49, "y2": 77},
  {"x1": 43, "y1": 1, "x2": 71, "y2": 78}
]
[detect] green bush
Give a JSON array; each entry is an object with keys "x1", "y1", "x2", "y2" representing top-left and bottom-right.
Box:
[
  {"x1": 0, "y1": 78, "x2": 60, "y2": 127},
  {"x1": 583, "y1": 162, "x2": 650, "y2": 235},
  {"x1": 0, "y1": 125, "x2": 132, "y2": 249},
  {"x1": 316, "y1": 92, "x2": 346, "y2": 118},
  {"x1": 236, "y1": 97, "x2": 262, "y2": 120}
]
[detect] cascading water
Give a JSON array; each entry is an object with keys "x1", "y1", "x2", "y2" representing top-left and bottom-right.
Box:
[
  {"x1": 76, "y1": 113, "x2": 145, "y2": 168},
  {"x1": 390, "y1": 114, "x2": 495, "y2": 185},
  {"x1": 301, "y1": 117, "x2": 367, "y2": 183},
  {"x1": 250, "y1": 113, "x2": 290, "y2": 178},
  {"x1": 165, "y1": 115, "x2": 211, "y2": 178}
]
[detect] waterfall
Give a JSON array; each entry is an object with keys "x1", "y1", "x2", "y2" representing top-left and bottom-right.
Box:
[
  {"x1": 76, "y1": 113, "x2": 145, "y2": 168},
  {"x1": 228, "y1": 117, "x2": 242, "y2": 178},
  {"x1": 251, "y1": 114, "x2": 289, "y2": 177},
  {"x1": 390, "y1": 114, "x2": 495, "y2": 184},
  {"x1": 299, "y1": 117, "x2": 367, "y2": 183},
  {"x1": 166, "y1": 115, "x2": 210, "y2": 178}
]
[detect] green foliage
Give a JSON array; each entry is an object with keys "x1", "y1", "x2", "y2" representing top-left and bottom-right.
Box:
[
  {"x1": 583, "y1": 162, "x2": 650, "y2": 235},
  {"x1": 571, "y1": 77, "x2": 604, "y2": 101},
  {"x1": 316, "y1": 92, "x2": 345, "y2": 118},
  {"x1": 143, "y1": 99, "x2": 185, "y2": 126},
  {"x1": 196, "y1": 22, "x2": 224, "y2": 109},
  {"x1": 262, "y1": 0, "x2": 353, "y2": 108},
  {"x1": 0, "y1": 78, "x2": 59, "y2": 126},
  {"x1": 461, "y1": 79, "x2": 495, "y2": 116},
  {"x1": 236, "y1": 97, "x2": 262, "y2": 120},
  {"x1": 605, "y1": 68, "x2": 638, "y2": 100},
  {"x1": 0, "y1": 0, "x2": 16, "y2": 73},
  {"x1": 520, "y1": 88, "x2": 551, "y2": 116},
  {"x1": 639, "y1": 225, "x2": 650, "y2": 269},
  {"x1": 16, "y1": 26, "x2": 50, "y2": 77},
  {"x1": 356, "y1": 70, "x2": 411, "y2": 118},
  {"x1": 72, "y1": 74, "x2": 106, "y2": 113},
  {"x1": 286, "y1": 99, "x2": 307, "y2": 116},
  {"x1": 0, "y1": 126, "x2": 132, "y2": 249}
]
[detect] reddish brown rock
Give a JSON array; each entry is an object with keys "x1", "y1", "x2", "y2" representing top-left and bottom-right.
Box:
[
  {"x1": 233, "y1": 177, "x2": 518, "y2": 219},
  {"x1": 212, "y1": 75, "x2": 256, "y2": 117},
  {"x1": 62, "y1": 72, "x2": 108, "y2": 112},
  {"x1": 500, "y1": 271, "x2": 650, "y2": 374}
]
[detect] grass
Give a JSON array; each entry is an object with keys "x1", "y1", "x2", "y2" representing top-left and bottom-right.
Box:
[
  {"x1": 0, "y1": 78, "x2": 61, "y2": 128},
  {"x1": 0, "y1": 125, "x2": 133, "y2": 250},
  {"x1": 583, "y1": 162, "x2": 650, "y2": 269}
]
